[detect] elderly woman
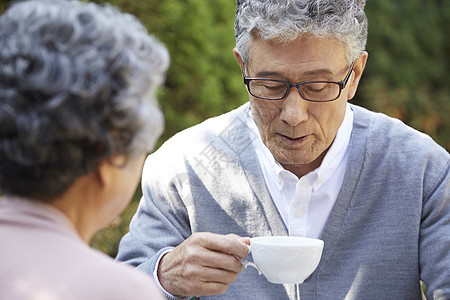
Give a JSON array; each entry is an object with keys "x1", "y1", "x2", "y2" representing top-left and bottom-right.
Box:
[{"x1": 0, "y1": 0, "x2": 168, "y2": 299}]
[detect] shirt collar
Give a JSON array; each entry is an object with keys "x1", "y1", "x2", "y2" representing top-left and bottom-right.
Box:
[{"x1": 247, "y1": 104, "x2": 353, "y2": 191}]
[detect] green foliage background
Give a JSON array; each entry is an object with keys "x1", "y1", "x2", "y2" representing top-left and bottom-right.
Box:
[{"x1": 0, "y1": 0, "x2": 448, "y2": 257}]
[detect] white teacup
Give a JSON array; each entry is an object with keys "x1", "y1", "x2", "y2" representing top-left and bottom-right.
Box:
[{"x1": 243, "y1": 236, "x2": 324, "y2": 284}]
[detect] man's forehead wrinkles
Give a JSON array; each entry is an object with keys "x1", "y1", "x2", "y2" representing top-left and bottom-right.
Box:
[
  {"x1": 248, "y1": 66, "x2": 337, "y2": 80},
  {"x1": 253, "y1": 68, "x2": 334, "y2": 77},
  {"x1": 247, "y1": 59, "x2": 349, "y2": 80}
]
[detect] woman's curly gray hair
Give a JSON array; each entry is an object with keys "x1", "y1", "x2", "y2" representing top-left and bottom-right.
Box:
[
  {"x1": 235, "y1": 0, "x2": 368, "y2": 64},
  {"x1": 0, "y1": 0, "x2": 169, "y2": 201}
]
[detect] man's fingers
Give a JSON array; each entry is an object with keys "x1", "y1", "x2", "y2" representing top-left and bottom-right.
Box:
[
  {"x1": 201, "y1": 252, "x2": 244, "y2": 273},
  {"x1": 157, "y1": 232, "x2": 248, "y2": 297},
  {"x1": 182, "y1": 244, "x2": 244, "y2": 273},
  {"x1": 197, "y1": 266, "x2": 240, "y2": 285},
  {"x1": 193, "y1": 232, "x2": 250, "y2": 259}
]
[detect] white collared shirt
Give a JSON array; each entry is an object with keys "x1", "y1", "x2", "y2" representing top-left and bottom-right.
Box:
[{"x1": 247, "y1": 104, "x2": 354, "y2": 238}]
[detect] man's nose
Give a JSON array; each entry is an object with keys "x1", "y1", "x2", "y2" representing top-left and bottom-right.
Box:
[{"x1": 279, "y1": 87, "x2": 309, "y2": 126}]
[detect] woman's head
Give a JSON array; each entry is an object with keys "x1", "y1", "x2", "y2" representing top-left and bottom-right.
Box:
[{"x1": 0, "y1": 0, "x2": 169, "y2": 201}]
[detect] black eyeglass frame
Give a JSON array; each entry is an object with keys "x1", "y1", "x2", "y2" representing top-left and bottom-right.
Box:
[{"x1": 243, "y1": 60, "x2": 356, "y2": 102}]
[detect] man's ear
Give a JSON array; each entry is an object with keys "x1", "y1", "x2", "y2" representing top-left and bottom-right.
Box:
[
  {"x1": 233, "y1": 47, "x2": 244, "y2": 71},
  {"x1": 348, "y1": 51, "x2": 368, "y2": 100}
]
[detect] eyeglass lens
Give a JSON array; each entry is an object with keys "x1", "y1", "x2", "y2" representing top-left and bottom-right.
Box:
[{"x1": 248, "y1": 80, "x2": 341, "y2": 101}]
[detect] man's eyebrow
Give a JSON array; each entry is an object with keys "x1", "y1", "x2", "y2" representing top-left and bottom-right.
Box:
[
  {"x1": 302, "y1": 69, "x2": 335, "y2": 76},
  {"x1": 254, "y1": 71, "x2": 283, "y2": 77}
]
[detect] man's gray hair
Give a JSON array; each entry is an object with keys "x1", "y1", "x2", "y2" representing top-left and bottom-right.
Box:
[
  {"x1": 235, "y1": 0, "x2": 368, "y2": 64},
  {"x1": 0, "y1": 0, "x2": 169, "y2": 200}
]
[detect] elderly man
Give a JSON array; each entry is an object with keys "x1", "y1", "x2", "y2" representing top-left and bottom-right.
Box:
[{"x1": 117, "y1": 0, "x2": 450, "y2": 299}]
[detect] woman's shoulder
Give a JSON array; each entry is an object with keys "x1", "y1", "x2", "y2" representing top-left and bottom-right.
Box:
[{"x1": 69, "y1": 247, "x2": 164, "y2": 299}]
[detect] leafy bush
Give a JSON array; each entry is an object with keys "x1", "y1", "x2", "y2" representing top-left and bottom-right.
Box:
[
  {"x1": 362, "y1": 0, "x2": 449, "y2": 150},
  {"x1": 92, "y1": 0, "x2": 248, "y2": 144}
]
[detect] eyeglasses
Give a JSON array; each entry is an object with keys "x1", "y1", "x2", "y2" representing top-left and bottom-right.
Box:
[{"x1": 243, "y1": 61, "x2": 355, "y2": 102}]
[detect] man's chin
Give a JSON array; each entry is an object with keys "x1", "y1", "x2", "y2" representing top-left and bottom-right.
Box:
[
  {"x1": 273, "y1": 149, "x2": 326, "y2": 174},
  {"x1": 273, "y1": 151, "x2": 320, "y2": 165}
]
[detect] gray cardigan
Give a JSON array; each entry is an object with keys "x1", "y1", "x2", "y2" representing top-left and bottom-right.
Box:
[{"x1": 117, "y1": 103, "x2": 449, "y2": 299}]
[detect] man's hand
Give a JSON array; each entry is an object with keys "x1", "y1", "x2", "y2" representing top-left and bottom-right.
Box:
[{"x1": 157, "y1": 232, "x2": 250, "y2": 297}]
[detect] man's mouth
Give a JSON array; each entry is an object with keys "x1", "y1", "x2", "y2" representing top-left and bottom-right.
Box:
[{"x1": 278, "y1": 133, "x2": 309, "y2": 144}]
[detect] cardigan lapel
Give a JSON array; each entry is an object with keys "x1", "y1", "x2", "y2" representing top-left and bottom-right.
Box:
[
  {"x1": 317, "y1": 104, "x2": 370, "y2": 266},
  {"x1": 236, "y1": 126, "x2": 295, "y2": 299},
  {"x1": 191, "y1": 103, "x2": 287, "y2": 238},
  {"x1": 238, "y1": 142, "x2": 288, "y2": 237},
  {"x1": 235, "y1": 104, "x2": 288, "y2": 237}
]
